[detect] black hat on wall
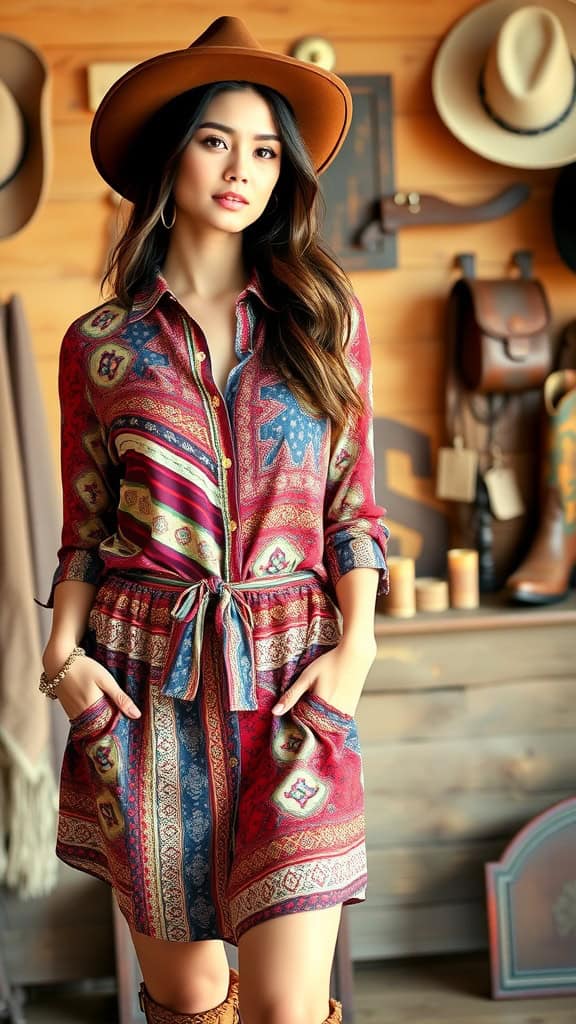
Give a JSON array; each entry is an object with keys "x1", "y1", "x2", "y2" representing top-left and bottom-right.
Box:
[{"x1": 551, "y1": 163, "x2": 576, "y2": 272}]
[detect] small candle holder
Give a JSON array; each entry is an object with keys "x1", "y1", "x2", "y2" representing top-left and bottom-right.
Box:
[
  {"x1": 415, "y1": 577, "x2": 449, "y2": 613},
  {"x1": 447, "y1": 548, "x2": 480, "y2": 609}
]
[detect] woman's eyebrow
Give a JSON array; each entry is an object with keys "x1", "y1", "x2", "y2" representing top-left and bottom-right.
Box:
[{"x1": 198, "y1": 120, "x2": 281, "y2": 142}]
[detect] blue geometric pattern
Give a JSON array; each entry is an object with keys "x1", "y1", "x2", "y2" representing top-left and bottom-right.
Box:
[
  {"x1": 121, "y1": 321, "x2": 169, "y2": 378},
  {"x1": 259, "y1": 383, "x2": 326, "y2": 467}
]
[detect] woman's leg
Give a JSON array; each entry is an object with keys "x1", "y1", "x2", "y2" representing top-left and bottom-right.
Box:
[
  {"x1": 237, "y1": 905, "x2": 342, "y2": 1024},
  {"x1": 130, "y1": 928, "x2": 232, "y2": 1014}
]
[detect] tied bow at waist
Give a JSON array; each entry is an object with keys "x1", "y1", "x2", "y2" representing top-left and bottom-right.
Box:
[{"x1": 126, "y1": 570, "x2": 319, "y2": 711}]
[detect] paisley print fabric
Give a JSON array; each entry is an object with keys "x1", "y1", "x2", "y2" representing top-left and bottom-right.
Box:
[
  {"x1": 50, "y1": 268, "x2": 389, "y2": 940},
  {"x1": 58, "y1": 573, "x2": 368, "y2": 941}
]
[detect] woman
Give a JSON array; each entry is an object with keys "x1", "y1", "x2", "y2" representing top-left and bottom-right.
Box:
[{"x1": 41, "y1": 17, "x2": 389, "y2": 1024}]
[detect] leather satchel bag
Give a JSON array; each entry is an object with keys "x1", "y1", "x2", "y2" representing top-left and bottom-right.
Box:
[{"x1": 451, "y1": 257, "x2": 552, "y2": 393}]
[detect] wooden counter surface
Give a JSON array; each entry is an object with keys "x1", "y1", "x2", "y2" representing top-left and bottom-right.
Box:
[{"x1": 375, "y1": 593, "x2": 576, "y2": 636}]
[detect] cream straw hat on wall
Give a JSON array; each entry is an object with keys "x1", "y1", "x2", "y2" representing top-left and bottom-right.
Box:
[{"x1": 432, "y1": 0, "x2": 576, "y2": 168}]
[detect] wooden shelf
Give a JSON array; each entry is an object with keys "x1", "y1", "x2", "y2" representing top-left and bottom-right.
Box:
[{"x1": 375, "y1": 591, "x2": 576, "y2": 636}]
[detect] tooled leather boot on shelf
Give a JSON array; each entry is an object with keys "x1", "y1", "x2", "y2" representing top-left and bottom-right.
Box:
[
  {"x1": 507, "y1": 369, "x2": 576, "y2": 603},
  {"x1": 138, "y1": 970, "x2": 239, "y2": 1023}
]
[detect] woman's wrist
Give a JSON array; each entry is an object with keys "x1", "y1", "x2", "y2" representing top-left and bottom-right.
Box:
[
  {"x1": 335, "y1": 633, "x2": 377, "y2": 681},
  {"x1": 338, "y1": 631, "x2": 377, "y2": 657},
  {"x1": 39, "y1": 645, "x2": 87, "y2": 700},
  {"x1": 42, "y1": 637, "x2": 82, "y2": 678}
]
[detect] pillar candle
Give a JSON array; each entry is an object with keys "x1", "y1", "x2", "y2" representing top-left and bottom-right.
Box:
[
  {"x1": 447, "y1": 548, "x2": 479, "y2": 609},
  {"x1": 415, "y1": 577, "x2": 449, "y2": 613},
  {"x1": 383, "y1": 556, "x2": 416, "y2": 617}
]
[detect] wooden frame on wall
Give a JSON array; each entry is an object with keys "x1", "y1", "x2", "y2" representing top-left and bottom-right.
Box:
[
  {"x1": 486, "y1": 797, "x2": 576, "y2": 999},
  {"x1": 319, "y1": 75, "x2": 396, "y2": 272}
]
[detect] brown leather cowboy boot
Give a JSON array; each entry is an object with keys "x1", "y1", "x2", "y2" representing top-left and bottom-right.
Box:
[
  {"x1": 507, "y1": 369, "x2": 576, "y2": 603},
  {"x1": 138, "y1": 969, "x2": 239, "y2": 1023},
  {"x1": 323, "y1": 997, "x2": 343, "y2": 1022}
]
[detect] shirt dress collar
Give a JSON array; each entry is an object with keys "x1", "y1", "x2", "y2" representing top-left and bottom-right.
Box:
[{"x1": 128, "y1": 266, "x2": 274, "y2": 325}]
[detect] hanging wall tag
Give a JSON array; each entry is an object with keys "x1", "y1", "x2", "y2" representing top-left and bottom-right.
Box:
[
  {"x1": 436, "y1": 438, "x2": 478, "y2": 503},
  {"x1": 483, "y1": 465, "x2": 525, "y2": 520}
]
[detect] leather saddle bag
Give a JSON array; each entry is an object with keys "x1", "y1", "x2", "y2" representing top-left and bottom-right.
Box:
[
  {"x1": 442, "y1": 252, "x2": 549, "y2": 589},
  {"x1": 451, "y1": 273, "x2": 552, "y2": 394}
]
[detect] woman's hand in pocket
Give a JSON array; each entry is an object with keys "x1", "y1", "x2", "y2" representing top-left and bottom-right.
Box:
[
  {"x1": 271, "y1": 636, "x2": 377, "y2": 718},
  {"x1": 44, "y1": 649, "x2": 141, "y2": 722}
]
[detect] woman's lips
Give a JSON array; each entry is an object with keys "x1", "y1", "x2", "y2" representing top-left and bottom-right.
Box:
[{"x1": 213, "y1": 195, "x2": 249, "y2": 211}]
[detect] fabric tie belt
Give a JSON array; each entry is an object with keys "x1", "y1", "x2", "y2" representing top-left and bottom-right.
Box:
[{"x1": 120, "y1": 569, "x2": 319, "y2": 711}]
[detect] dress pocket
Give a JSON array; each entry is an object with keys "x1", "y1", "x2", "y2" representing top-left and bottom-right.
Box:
[
  {"x1": 304, "y1": 691, "x2": 354, "y2": 725},
  {"x1": 289, "y1": 691, "x2": 357, "y2": 764},
  {"x1": 69, "y1": 694, "x2": 119, "y2": 743},
  {"x1": 296, "y1": 691, "x2": 355, "y2": 734}
]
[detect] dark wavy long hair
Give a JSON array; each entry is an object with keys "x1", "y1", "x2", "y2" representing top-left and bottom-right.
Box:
[{"x1": 103, "y1": 80, "x2": 363, "y2": 430}]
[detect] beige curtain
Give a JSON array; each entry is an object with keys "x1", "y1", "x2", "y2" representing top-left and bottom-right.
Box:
[{"x1": 0, "y1": 296, "x2": 58, "y2": 898}]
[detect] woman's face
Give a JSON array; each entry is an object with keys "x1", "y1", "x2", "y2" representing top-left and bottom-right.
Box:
[{"x1": 173, "y1": 87, "x2": 282, "y2": 233}]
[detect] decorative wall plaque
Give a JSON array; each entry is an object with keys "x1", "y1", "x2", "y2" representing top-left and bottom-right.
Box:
[
  {"x1": 319, "y1": 75, "x2": 396, "y2": 271},
  {"x1": 486, "y1": 797, "x2": 576, "y2": 999}
]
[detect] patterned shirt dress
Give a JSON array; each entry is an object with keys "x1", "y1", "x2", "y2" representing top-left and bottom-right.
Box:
[{"x1": 50, "y1": 268, "x2": 389, "y2": 943}]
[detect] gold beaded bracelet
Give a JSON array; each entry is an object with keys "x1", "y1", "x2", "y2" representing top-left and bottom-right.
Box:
[{"x1": 39, "y1": 646, "x2": 86, "y2": 700}]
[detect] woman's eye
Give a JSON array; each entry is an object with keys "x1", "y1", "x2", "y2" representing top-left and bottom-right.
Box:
[
  {"x1": 200, "y1": 137, "x2": 277, "y2": 159},
  {"x1": 203, "y1": 136, "x2": 227, "y2": 149}
]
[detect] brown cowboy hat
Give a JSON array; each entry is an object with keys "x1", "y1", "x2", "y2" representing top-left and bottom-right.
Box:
[
  {"x1": 91, "y1": 16, "x2": 353, "y2": 201},
  {"x1": 0, "y1": 34, "x2": 50, "y2": 240}
]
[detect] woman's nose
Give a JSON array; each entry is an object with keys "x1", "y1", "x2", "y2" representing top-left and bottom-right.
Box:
[
  {"x1": 225, "y1": 152, "x2": 248, "y2": 183},
  {"x1": 226, "y1": 170, "x2": 248, "y2": 184}
]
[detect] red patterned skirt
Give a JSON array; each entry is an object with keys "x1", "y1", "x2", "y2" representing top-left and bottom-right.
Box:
[{"x1": 56, "y1": 572, "x2": 367, "y2": 942}]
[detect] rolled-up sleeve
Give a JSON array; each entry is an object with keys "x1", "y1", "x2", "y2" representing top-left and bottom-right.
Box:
[
  {"x1": 45, "y1": 325, "x2": 118, "y2": 606},
  {"x1": 323, "y1": 297, "x2": 389, "y2": 598}
]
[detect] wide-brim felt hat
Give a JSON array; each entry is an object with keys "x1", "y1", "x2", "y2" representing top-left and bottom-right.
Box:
[
  {"x1": 91, "y1": 16, "x2": 353, "y2": 201},
  {"x1": 432, "y1": 0, "x2": 576, "y2": 169},
  {"x1": 552, "y1": 161, "x2": 576, "y2": 270},
  {"x1": 0, "y1": 34, "x2": 50, "y2": 240}
]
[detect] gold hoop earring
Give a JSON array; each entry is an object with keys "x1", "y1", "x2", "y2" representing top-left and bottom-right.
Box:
[{"x1": 161, "y1": 202, "x2": 176, "y2": 230}]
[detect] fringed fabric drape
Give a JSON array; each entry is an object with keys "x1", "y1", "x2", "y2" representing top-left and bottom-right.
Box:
[{"x1": 0, "y1": 295, "x2": 58, "y2": 898}]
